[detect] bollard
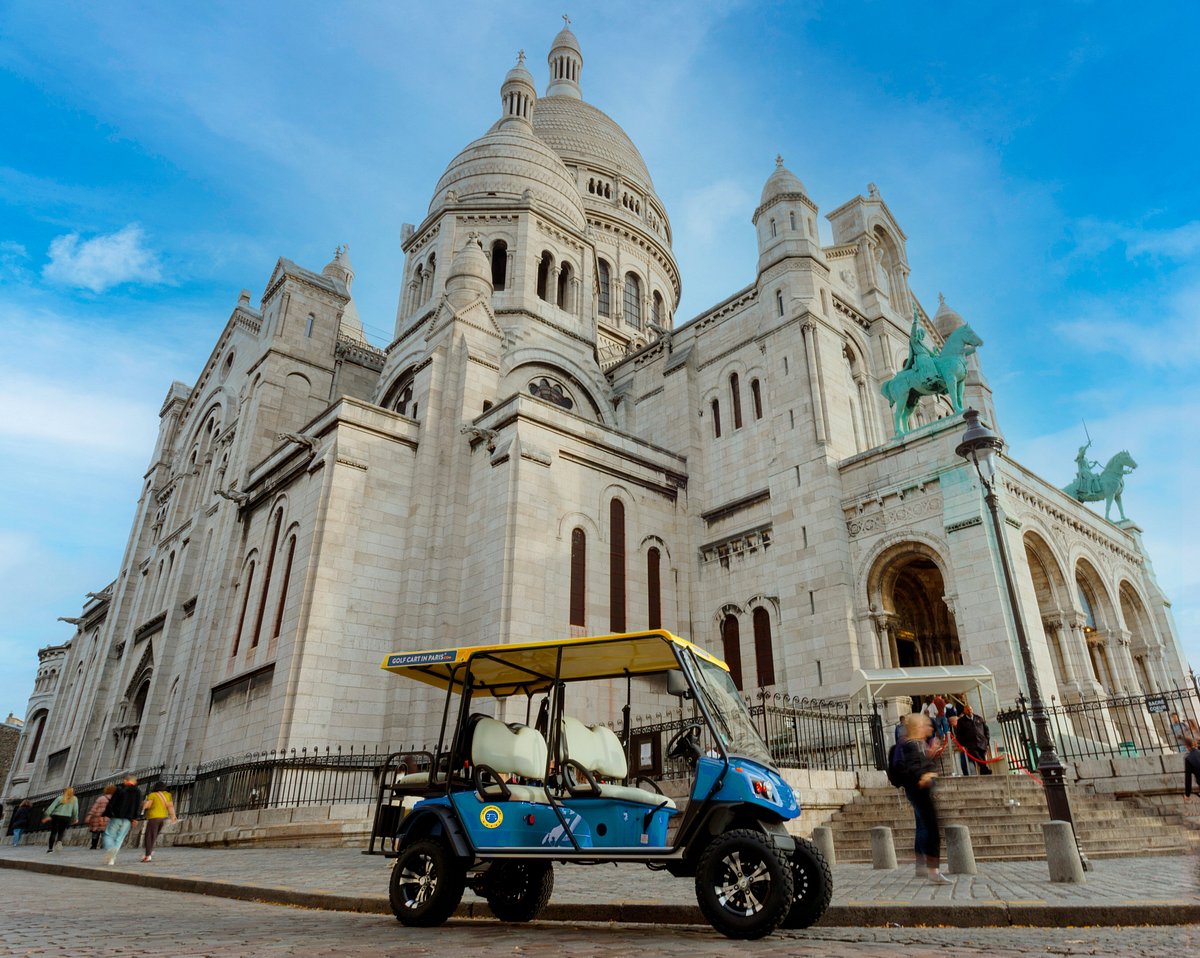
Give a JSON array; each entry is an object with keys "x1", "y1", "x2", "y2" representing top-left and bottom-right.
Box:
[
  {"x1": 945, "y1": 824, "x2": 977, "y2": 875},
  {"x1": 1043, "y1": 821, "x2": 1086, "y2": 883},
  {"x1": 812, "y1": 825, "x2": 836, "y2": 866},
  {"x1": 870, "y1": 825, "x2": 897, "y2": 870}
]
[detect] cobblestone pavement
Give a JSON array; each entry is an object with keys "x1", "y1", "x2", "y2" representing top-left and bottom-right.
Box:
[
  {"x1": 1, "y1": 870, "x2": 1197, "y2": 958},
  {"x1": 2, "y1": 842, "x2": 1197, "y2": 912}
]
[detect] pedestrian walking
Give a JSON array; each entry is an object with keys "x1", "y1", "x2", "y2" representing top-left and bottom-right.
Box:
[
  {"x1": 956, "y1": 703, "x2": 992, "y2": 775},
  {"x1": 1170, "y1": 713, "x2": 1191, "y2": 753},
  {"x1": 6, "y1": 800, "x2": 33, "y2": 846},
  {"x1": 897, "y1": 712, "x2": 951, "y2": 884},
  {"x1": 140, "y1": 781, "x2": 178, "y2": 862},
  {"x1": 41, "y1": 787, "x2": 78, "y2": 852},
  {"x1": 101, "y1": 773, "x2": 142, "y2": 866},
  {"x1": 84, "y1": 785, "x2": 116, "y2": 850},
  {"x1": 1184, "y1": 738, "x2": 1200, "y2": 801}
]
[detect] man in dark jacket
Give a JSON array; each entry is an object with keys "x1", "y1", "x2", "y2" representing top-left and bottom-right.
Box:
[
  {"x1": 102, "y1": 774, "x2": 142, "y2": 866},
  {"x1": 956, "y1": 704, "x2": 992, "y2": 775},
  {"x1": 1185, "y1": 739, "x2": 1200, "y2": 799}
]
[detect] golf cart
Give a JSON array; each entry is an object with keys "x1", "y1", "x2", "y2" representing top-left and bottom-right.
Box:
[{"x1": 371, "y1": 629, "x2": 831, "y2": 939}]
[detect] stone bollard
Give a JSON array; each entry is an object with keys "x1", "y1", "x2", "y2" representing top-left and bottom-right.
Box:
[
  {"x1": 870, "y1": 825, "x2": 897, "y2": 870},
  {"x1": 812, "y1": 826, "x2": 836, "y2": 866},
  {"x1": 945, "y1": 824, "x2": 977, "y2": 875},
  {"x1": 1043, "y1": 821, "x2": 1086, "y2": 883}
]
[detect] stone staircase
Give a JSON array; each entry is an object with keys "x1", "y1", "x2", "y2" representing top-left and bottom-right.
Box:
[{"x1": 825, "y1": 775, "x2": 1191, "y2": 862}]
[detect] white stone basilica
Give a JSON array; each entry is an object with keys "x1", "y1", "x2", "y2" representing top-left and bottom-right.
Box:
[{"x1": 5, "y1": 24, "x2": 1188, "y2": 802}]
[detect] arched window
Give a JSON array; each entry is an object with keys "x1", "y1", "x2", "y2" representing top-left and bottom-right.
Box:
[
  {"x1": 711, "y1": 399, "x2": 721, "y2": 438},
  {"x1": 557, "y1": 261, "x2": 573, "y2": 310},
  {"x1": 770, "y1": 218, "x2": 777, "y2": 238},
  {"x1": 570, "y1": 528, "x2": 586, "y2": 627},
  {"x1": 304, "y1": 314, "x2": 314, "y2": 338},
  {"x1": 722, "y1": 614, "x2": 743, "y2": 690},
  {"x1": 536, "y1": 252, "x2": 552, "y2": 301},
  {"x1": 597, "y1": 259, "x2": 611, "y2": 317},
  {"x1": 730, "y1": 373, "x2": 743, "y2": 429},
  {"x1": 252, "y1": 509, "x2": 283, "y2": 649},
  {"x1": 776, "y1": 290, "x2": 784, "y2": 317},
  {"x1": 272, "y1": 534, "x2": 297, "y2": 640},
  {"x1": 647, "y1": 547, "x2": 662, "y2": 630},
  {"x1": 652, "y1": 291, "x2": 665, "y2": 329},
  {"x1": 423, "y1": 253, "x2": 436, "y2": 301},
  {"x1": 490, "y1": 240, "x2": 507, "y2": 290},
  {"x1": 753, "y1": 607, "x2": 775, "y2": 688},
  {"x1": 25, "y1": 710, "x2": 48, "y2": 764},
  {"x1": 751, "y1": 379, "x2": 763, "y2": 420},
  {"x1": 387, "y1": 373, "x2": 415, "y2": 417},
  {"x1": 789, "y1": 211, "x2": 796, "y2": 231},
  {"x1": 623, "y1": 273, "x2": 642, "y2": 330},
  {"x1": 610, "y1": 500, "x2": 626, "y2": 632},
  {"x1": 412, "y1": 264, "x2": 424, "y2": 308},
  {"x1": 232, "y1": 560, "x2": 255, "y2": 657}
]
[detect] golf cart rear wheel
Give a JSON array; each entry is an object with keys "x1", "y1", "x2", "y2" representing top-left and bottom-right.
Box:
[
  {"x1": 483, "y1": 860, "x2": 554, "y2": 922},
  {"x1": 695, "y1": 828, "x2": 794, "y2": 940},
  {"x1": 389, "y1": 838, "x2": 466, "y2": 926},
  {"x1": 781, "y1": 837, "x2": 833, "y2": 929}
]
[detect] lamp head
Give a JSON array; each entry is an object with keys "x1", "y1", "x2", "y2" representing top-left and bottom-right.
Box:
[{"x1": 956, "y1": 408, "x2": 1003, "y2": 484}]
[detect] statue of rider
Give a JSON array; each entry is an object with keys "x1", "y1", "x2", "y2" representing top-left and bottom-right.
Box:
[
  {"x1": 902, "y1": 307, "x2": 938, "y2": 389},
  {"x1": 1074, "y1": 440, "x2": 1099, "y2": 497}
]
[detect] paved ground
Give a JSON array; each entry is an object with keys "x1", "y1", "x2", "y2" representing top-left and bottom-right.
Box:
[
  {"x1": 2, "y1": 841, "x2": 1198, "y2": 929},
  {"x1": 1, "y1": 869, "x2": 1197, "y2": 958}
]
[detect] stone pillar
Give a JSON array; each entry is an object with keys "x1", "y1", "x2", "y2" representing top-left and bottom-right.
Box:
[
  {"x1": 871, "y1": 611, "x2": 899, "y2": 669},
  {"x1": 1041, "y1": 612, "x2": 1078, "y2": 690},
  {"x1": 870, "y1": 826, "x2": 897, "y2": 869},
  {"x1": 801, "y1": 319, "x2": 828, "y2": 445},
  {"x1": 1065, "y1": 612, "x2": 1104, "y2": 699},
  {"x1": 505, "y1": 249, "x2": 515, "y2": 291},
  {"x1": 1043, "y1": 821, "x2": 1085, "y2": 883},
  {"x1": 812, "y1": 826, "x2": 836, "y2": 866},
  {"x1": 946, "y1": 825, "x2": 977, "y2": 875}
]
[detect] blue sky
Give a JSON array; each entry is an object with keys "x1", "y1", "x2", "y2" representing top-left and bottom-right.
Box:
[{"x1": 1, "y1": 1, "x2": 1197, "y2": 716}]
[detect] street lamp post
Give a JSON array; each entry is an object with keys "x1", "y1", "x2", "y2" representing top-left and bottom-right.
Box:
[{"x1": 955, "y1": 408, "x2": 1084, "y2": 864}]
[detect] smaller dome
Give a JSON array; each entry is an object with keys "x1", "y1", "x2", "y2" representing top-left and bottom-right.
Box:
[
  {"x1": 550, "y1": 22, "x2": 582, "y2": 56},
  {"x1": 445, "y1": 234, "x2": 493, "y2": 309},
  {"x1": 504, "y1": 59, "x2": 536, "y2": 90},
  {"x1": 760, "y1": 155, "x2": 807, "y2": 207},
  {"x1": 321, "y1": 244, "x2": 355, "y2": 289},
  {"x1": 933, "y1": 292, "x2": 965, "y2": 339}
]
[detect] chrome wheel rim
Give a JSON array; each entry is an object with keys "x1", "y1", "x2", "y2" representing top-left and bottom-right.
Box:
[
  {"x1": 397, "y1": 853, "x2": 438, "y2": 909},
  {"x1": 713, "y1": 849, "x2": 771, "y2": 916}
]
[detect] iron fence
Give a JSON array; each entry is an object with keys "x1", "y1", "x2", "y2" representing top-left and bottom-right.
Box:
[
  {"x1": 997, "y1": 685, "x2": 1200, "y2": 771},
  {"x1": 626, "y1": 690, "x2": 885, "y2": 779}
]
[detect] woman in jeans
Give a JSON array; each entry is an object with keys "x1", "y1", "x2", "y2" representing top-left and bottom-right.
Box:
[
  {"x1": 140, "y1": 781, "x2": 177, "y2": 862},
  {"x1": 42, "y1": 787, "x2": 78, "y2": 852},
  {"x1": 897, "y1": 713, "x2": 951, "y2": 884}
]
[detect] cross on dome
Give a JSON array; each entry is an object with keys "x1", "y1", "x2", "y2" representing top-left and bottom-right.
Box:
[
  {"x1": 775, "y1": 154, "x2": 784, "y2": 167},
  {"x1": 517, "y1": 49, "x2": 526, "y2": 65},
  {"x1": 563, "y1": 13, "x2": 570, "y2": 27}
]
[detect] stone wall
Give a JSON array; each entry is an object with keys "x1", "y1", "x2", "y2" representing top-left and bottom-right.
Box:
[
  {"x1": 1070, "y1": 754, "x2": 1200, "y2": 829},
  {"x1": 172, "y1": 803, "x2": 375, "y2": 848}
]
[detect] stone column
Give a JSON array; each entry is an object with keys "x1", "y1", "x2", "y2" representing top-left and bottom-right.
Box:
[
  {"x1": 801, "y1": 319, "x2": 828, "y2": 445},
  {"x1": 870, "y1": 610, "x2": 899, "y2": 669},
  {"x1": 855, "y1": 376, "x2": 877, "y2": 447},
  {"x1": 1065, "y1": 611, "x2": 1104, "y2": 700},
  {"x1": 505, "y1": 249, "x2": 515, "y2": 291},
  {"x1": 1041, "y1": 612, "x2": 1078, "y2": 691}
]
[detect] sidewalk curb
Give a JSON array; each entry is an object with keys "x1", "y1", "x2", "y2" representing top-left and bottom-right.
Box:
[{"x1": 3, "y1": 857, "x2": 1198, "y2": 928}]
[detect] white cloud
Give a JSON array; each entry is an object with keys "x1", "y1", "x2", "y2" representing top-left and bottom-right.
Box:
[
  {"x1": 42, "y1": 224, "x2": 163, "y2": 292},
  {"x1": 1055, "y1": 278, "x2": 1200, "y2": 369}
]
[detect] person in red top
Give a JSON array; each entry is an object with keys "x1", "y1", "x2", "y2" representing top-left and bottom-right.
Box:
[{"x1": 84, "y1": 784, "x2": 116, "y2": 850}]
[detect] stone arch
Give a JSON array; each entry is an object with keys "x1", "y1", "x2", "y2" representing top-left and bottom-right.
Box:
[
  {"x1": 1119, "y1": 579, "x2": 1161, "y2": 692},
  {"x1": 1023, "y1": 529, "x2": 1073, "y2": 689},
  {"x1": 1074, "y1": 556, "x2": 1120, "y2": 691},
  {"x1": 506, "y1": 353, "x2": 606, "y2": 422},
  {"x1": 864, "y1": 537, "x2": 961, "y2": 668}
]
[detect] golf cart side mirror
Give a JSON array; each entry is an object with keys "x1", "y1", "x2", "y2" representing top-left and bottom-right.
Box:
[{"x1": 667, "y1": 670, "x2": 692, "y2": 699}]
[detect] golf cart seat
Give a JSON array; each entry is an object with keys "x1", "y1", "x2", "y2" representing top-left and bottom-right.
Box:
[
  {"x1": 471, "y1": 718, "x2": 551, "y2": 804},
  {"x1": 562, "y1": 716, "x2": 676, "y2": 809}
]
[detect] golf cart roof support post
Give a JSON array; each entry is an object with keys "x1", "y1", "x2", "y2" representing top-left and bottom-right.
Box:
[{"x1": 544, "y1": 644, "x2": 583, "y2": 852}]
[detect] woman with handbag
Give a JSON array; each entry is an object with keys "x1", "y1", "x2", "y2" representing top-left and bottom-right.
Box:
[
  {"x1": 84, "y1": 784, "x2": 116, "y2": 849},
  {"x1": 140, "y1": 781, "x2": 178, "y2": 862},
  {"x1": 42, "y1": 787, "x2": 78, "y2": 852}
]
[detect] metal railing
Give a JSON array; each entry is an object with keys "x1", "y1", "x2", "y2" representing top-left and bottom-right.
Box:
[{"x1": 997, "y1": 685, "x2": 1200, "y2": 771}]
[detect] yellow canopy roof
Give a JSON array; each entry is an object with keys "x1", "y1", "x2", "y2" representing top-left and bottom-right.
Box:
[{"x1": 380, "y1": 629, "x2": 726, "y2": 699}]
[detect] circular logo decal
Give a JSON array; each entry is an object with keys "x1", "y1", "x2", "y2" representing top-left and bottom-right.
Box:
[{"x1": 480, "y1": 805, "x2": 503, "y2": 829}]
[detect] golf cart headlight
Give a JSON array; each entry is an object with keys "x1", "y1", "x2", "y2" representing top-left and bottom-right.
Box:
[{"x1": 750, "y1": 777, "x2": 776, "y2": 803}]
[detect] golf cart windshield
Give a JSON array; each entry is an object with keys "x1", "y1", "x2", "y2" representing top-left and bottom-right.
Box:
[{"x1": 689, "y1": 653, "x2": 774, "y2": 767}]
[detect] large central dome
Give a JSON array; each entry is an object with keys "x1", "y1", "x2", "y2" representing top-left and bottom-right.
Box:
[{"x1": 532, "y1": 96, "x2": 655, "y2": 195}]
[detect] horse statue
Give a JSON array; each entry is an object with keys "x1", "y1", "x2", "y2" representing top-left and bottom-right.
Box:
[
  {"x1": 881, "y1": 317, "x2": 983, "y2": 435},
  {"x1": 1062, "y1": 449, "x2": 1137, "y2": 522}
]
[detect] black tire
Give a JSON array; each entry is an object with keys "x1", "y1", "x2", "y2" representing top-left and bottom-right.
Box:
[
  {"x1": 389, "y1": 838, "x2": 466, "y2": 926},
  {"x1": 780, "y1": 838, "x2": 833, "y2": 929},
  {"x1": 694, "y1": 828, "x2": 794, "y2": 940},
  {"x1": 482, "y1": 860, "x2": 554, "y2": 922}
]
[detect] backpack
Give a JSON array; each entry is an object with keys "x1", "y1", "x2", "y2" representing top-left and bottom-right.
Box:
[{"x1": 886, "y1": 742, "x2": 907, "y2": 788}]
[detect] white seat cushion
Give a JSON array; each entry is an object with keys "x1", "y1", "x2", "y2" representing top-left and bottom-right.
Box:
[
  {"x1": 471, "y1": 718, "x2": 551, "y2": 804},
  {"x1": 562, "y1": 716, "x2": 674, "y2": 808}
]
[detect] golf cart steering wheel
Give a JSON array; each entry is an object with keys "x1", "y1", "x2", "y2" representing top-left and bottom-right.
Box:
[{"x1": 665, "y1": 720, "x2": 705, "y2": 762}]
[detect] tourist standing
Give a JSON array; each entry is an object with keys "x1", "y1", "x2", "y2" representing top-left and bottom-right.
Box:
[
  {"x1": 102, "y1": 774, "x2": 142, "y2": 866},
  {"x1": 7, "y1": 800, "x2": 33, "y2": 846},
  {"x1": 140, "y1": 781, "x2": 178, "y2": 862},
  {"x1": 41, "y1": 787, "x2": 78, "y2": 852},
  {"x1": 1184, "y1": 738, "x2": 1200, "y2": 801},
  {"x1": 956, "y1": 703, "x2": 992, "y2": 775},
  {"x1": 897, "y1": 712, "x2": 951, "y2": 884},
  {"x1": 84, "y1": 784, "x2": 116, "y2": 850}
]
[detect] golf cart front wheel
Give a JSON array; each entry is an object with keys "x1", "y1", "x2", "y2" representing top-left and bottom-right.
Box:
[
  {"x1": 695, "y1": 828, "x2": 794, "y2": 939},
  {"x1": 389, "y1": 838, "x2": 466, "y2": 926},
  {"x1": 780, "y1": 837, "x2": 833, "y2": 929}
]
